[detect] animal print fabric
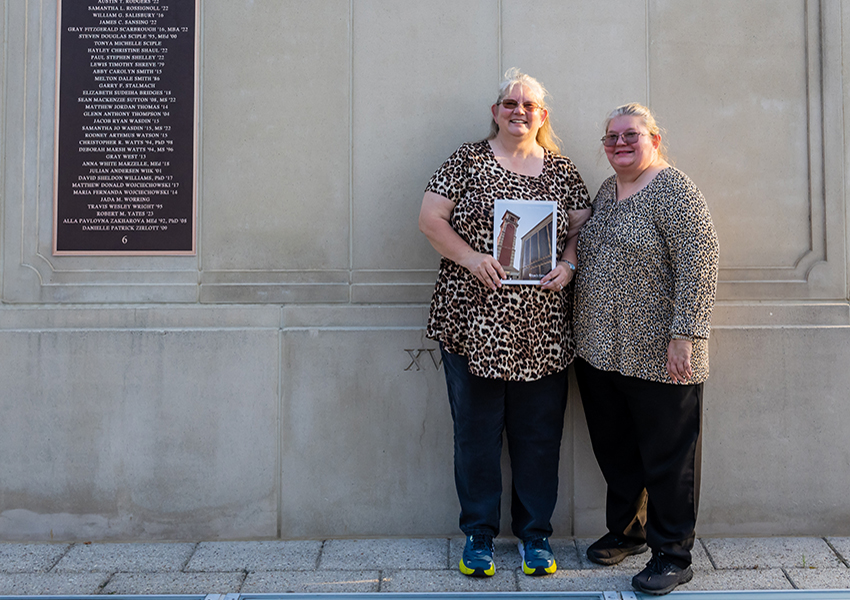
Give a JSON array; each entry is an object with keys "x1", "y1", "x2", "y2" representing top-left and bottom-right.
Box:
[
  {"x1": 425, "y1": 141, "x2": 590, "y2": 381},
  {"x1": 574, "y1": 168, "x2": 719, "y2": 384}
]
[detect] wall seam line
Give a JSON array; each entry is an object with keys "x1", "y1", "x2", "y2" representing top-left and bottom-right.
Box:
[
  {"x1": 195, "y1": 0, "x2": 204, "y2": 297},
  {"x1": 277, "y1": 307, "x2": 283, "y2": 538},
  {"x1": 645, "y1": 0, "x2": 650, "y2": 106},
  {"x1": 35, "y1": 0, "x2": 42, "y2": 263},
  {"x1": 348, "y1": 0, "x2": 354, "y2": 301},
  {"x1": 497, "y1": 0, "x2": 502, "y2": 79},
  {"x1": 19, "y1": 0, "x2": 29, "y2": 266},
  {"x1": 0, "y1": 0, "x2": 9, "y2": 298}
]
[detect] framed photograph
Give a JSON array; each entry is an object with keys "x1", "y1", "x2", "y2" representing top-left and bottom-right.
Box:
[{"x1": 493, "y1": 199, "x2": 557, "y2": 285}]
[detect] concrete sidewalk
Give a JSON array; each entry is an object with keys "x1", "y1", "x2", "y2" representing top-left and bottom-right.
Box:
[{"x1": 1, "y1": 537, "x2": 849, "y2": 596}]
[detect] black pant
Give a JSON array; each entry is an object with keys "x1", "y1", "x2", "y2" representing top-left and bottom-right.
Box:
[
  {"x1": 440, "y1": 346, "x2": 568, "y2": 540},
  {"x1": 574, "y1": 357, "x2": 702, "y2": 566}
]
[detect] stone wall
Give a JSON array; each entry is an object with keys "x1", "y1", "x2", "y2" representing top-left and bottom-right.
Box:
[{"x1": 1, "y1": 0, "x2": 849, "y2": 541}]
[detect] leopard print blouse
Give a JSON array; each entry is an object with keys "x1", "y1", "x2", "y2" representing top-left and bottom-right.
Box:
[
  {"x1": 425, "y1": 141, "x2": 590, "y2": 381},
  {"x1": 574, "y1": 168, "x2": 719, "y2": 384}
]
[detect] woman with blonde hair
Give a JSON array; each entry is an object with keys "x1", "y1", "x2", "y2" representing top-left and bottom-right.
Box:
[
  {"x1": 574, "y1": 103, "x2": 719, "y2": 595},
  {"x1": 419, "y1": 68, "x2": 591, "y2": 577}
]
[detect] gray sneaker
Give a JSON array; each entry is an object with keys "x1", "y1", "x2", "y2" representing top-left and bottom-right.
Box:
[{"x1": 632, "y1": 553, "x2": 693, "y2": 595}]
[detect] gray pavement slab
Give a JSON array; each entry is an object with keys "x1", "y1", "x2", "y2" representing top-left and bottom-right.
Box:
[
  {"x1": 517, "y1": 566, "x2": 794, "y2": 593},
  {"x1": 0, "y1": 572, "x2": 108, "y2": 595},
  {"x1": 703, "y1": 537, "x2": 844, "y2": 569},
  {"x1": 0, "y1": 543, "x2": 71, "y2": 574},
  {"x1": 101, "y1": 571, "x2": 246, "y2": 595},
  {"x1": 827, "y1": 537, "x2": 850, "y2": 565},
  {"x1": 0, "y1": 536, "x2": 848, "y2": 595},
  {"x1": 382, "y1": 568, "x2": 518, "y2": 592},
  {"x1": 516, "y1": 568, "x2": 634, "y2": 592},
  {"x1": 691, "y1": 539, "x2": 718, "y2": 570},
  {"x1": 681, "y1": 568, "x2": 794, "y2": 591},
  {"x1": 786, "y1": 567, "x2": 850, "y2": 590},
  {"x1": 52, "y1": 542, "x2": 197, "y2": 573},
  {"x1": 241, "y1": 569, "x2": 380, "y2": 593},
  {"x1": 186, "y1": 540, "x2": 322, "y2": 572},
  {"x1": 319, "y1": 538, "x2": 448, "y2": 570}
]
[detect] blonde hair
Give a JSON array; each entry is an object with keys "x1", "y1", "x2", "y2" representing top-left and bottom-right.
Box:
[
  {"x1": 604, "y1": 103, "x2": 669, "y2": 161},
  {"x1": 487, "y1": 68, "x2": 562, "y2": 155}
]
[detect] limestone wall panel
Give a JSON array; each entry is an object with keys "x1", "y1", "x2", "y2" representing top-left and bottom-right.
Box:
[
  {"x1": 279, "y1": 327, "x2": 456, "y2": 537},
  {"x1": 349, "y1": 0, "x2": 499, "y2": 303},
  {"x1": 0, "y1": 308, "x2": 280, "y2": 540},
  {"x1": 651, "y1": 0, "x2": 809, "y2": 267},
  {"x1": 2, "y1": 0, "x2": 200, "y2": 304},
  {"x1": 199, "y1": 0, "x2": 351, "y2": 302},
  {"x1": 649, "y1": 0, "x2": 846, "y2": 300},
  {"x1": 699, "y1": 326, "x2": 850, "y2": 535}
]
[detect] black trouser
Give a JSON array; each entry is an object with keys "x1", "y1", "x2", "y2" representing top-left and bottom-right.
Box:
[
  {"x1": 441, "y1": 346, "x2": 568, "y2": 541},
  {"x1": 574, "y1": 356, "x2": 702, "y2": 567}
]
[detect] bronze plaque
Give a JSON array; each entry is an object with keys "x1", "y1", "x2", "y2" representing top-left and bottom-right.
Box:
[{"x1": 53, "y1": 0, "x2": 199, "y2": 255}]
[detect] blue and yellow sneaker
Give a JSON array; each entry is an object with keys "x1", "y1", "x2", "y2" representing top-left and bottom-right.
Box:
[
  {"x1": 519, "y1": 537, "x2": 557, "y2": 575},
  {"x1": 459, "y1": 534, "x2": 496, "y2": 577}
]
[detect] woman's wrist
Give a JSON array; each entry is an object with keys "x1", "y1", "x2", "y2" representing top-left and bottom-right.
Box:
[
  {"x1": 670, "y1": 333, "x2": 693, "y2": 342},
  {"x1": 558, "y1": 259, "x2": 576, "y2": 273}
]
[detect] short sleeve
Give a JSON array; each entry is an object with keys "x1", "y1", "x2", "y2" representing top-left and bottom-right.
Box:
[
  {"x1": 424, "y1": 143, "x2": 474, "y2": 204},
  {"x1": 550, "y1": 155, "x2": 590, "y2": 211}
]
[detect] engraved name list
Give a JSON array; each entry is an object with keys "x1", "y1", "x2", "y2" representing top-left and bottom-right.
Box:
[{"x1": 54, "y1": 0, "x2": 199, "y2": 254}]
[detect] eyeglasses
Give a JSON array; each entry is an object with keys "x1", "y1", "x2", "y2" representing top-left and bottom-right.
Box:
[
  {"x1": 601, "y1": 131, "x2": 647, "y2": 146},
  {"x1": 499, "y1": 99, "x2": 542, "y2": 112}
]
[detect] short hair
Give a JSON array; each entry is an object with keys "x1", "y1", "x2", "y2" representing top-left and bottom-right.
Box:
[
  {"x1": 487, "y1": 68, "x2": 562, "y2": 155},
  {"x1": 604, "y1": 102, "x2": 669, "y2": 161}
]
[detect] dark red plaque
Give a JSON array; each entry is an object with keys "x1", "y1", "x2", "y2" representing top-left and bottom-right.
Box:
[{"x1": 54, "y1": 0, "x2": 198, "y2": 255}]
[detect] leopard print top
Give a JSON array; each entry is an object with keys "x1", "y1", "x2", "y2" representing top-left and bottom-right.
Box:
[
  {"x1": 574, "y1": 168, "x2": 719, "y2": 383},
  {"x1": 425, "y1": 141, "x2": 590, "y2": 381}
]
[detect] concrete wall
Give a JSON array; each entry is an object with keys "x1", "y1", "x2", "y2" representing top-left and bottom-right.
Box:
[{"x1": 1, "y1": 0, "x2": 849, "y2": 541}]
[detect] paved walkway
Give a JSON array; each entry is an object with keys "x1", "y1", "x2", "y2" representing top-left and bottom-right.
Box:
[{"x1": 1, "y1": 537, "x2": 849, "y2": 596}]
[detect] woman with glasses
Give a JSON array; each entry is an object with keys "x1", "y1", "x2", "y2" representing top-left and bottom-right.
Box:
[
  {"x1": 419, "y1": 68, "x2": 591, "y2": 578},
  {"x1": 573, "y1": 103, "x2": 718, "y2": 596}
]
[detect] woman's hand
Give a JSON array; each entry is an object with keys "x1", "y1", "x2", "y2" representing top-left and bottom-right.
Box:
[
  {"x1": 667, "y1": 339, "x2": 693, "y2": 383},
  {"x1": 540, "y1": 261, "x2": 574, "y2": 292},
  {"x1": 459, "y1": 252, "x2": 506, "y2": 291},
  {"x1": 540, "y1": 208, "x2": 589, "y2": 293}
]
